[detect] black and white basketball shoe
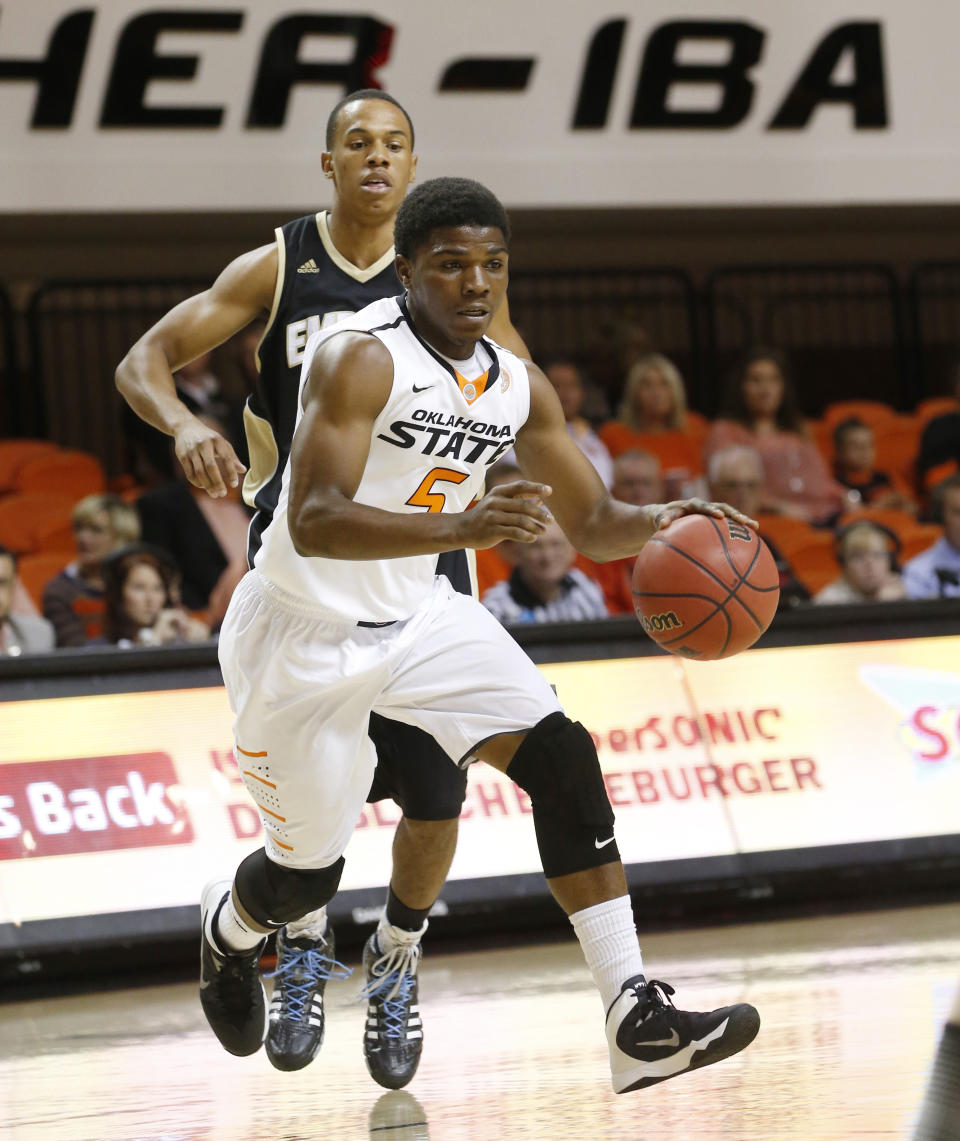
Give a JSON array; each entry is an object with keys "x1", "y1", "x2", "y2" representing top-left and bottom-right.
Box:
[
  {"x1": 362, "y1": 930, "x2": 424, "y2": 1089},
  {"x1": 265, "y1": 925, "x2": 351, "y2": 1071},
  {"x1": 199, "y1": 879, "x2": 268, "y2": 1056},
  {"x1": 606, "y1": 975, "x2": 760, "y2": 1094}
]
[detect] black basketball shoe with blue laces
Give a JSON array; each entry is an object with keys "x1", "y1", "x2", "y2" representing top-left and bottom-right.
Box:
[
  {"x1": 362, "y1": 931, "x2": 424, "y2": 1089},
  {"x1": 265, "y1": 925, "x2": 351, "y2": 1071},
  {"x1": 199, "y1": 879, "x2": 268, "y2": 1057},
  {"x1": 606, "y1": 975, "x2": 760, "y2": 1094}
]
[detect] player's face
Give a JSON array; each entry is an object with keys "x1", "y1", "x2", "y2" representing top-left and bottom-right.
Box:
[
  {"x1": 322, "y1": 100, "x2": 416, "y2": 218},
  {"x1": 122, "y1": 564, "x2": 167, "y2": 628},
  {"x1": 398, "y1": 226, "x2": 509, "y2": 358}
]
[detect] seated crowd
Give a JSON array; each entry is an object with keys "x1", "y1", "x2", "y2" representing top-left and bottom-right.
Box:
[{"x1": 1, "y1": 344, "x2": 960, "y2": 655}]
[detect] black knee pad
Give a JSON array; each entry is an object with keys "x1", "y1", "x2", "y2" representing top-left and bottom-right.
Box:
[
  {"x1": 506, "y1": 712, "x2": 619, "y2": 879},
  {"x1": 235, "y1": 849, "x2": 345, "y2": 927}
]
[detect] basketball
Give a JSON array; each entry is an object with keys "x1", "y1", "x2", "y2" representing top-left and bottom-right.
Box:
[{"x1": 631, "y1": 515, "x2": 780, "y2": 660}]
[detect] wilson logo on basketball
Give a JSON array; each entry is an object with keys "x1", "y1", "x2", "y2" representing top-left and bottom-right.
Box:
[{"x1": 639, "y1": 611, "x2": 682, "y2": 633}]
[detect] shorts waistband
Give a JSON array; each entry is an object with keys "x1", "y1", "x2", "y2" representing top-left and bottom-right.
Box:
[{"x1": 254, "y1": 573, "x2": 402, "y2": 628}]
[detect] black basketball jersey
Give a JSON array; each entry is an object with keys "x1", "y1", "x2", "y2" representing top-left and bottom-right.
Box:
[{"x1": 245, "y1": 210, "x2": 472, "y2": 594}]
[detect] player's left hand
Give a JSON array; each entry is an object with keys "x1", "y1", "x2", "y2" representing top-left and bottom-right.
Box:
[{"x1": 651, "y1": 499, "x2": 758, "y2": 532}]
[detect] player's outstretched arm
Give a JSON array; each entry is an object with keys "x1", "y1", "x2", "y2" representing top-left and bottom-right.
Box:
[
  {"x1": 514, "y1": 367, "x2": 756, "y2": 561},
  {"x1": 115, "y1": 243, "x2": 277, "y2": 497},
  {"x1": 287, "y1": 335, "x2": 550, "y2": 559}
]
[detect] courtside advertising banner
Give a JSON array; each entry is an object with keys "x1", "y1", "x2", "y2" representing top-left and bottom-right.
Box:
[
  {"x1": 1, "y1": 635, "x2": 958, "y2": 927},
  {"x1": 0, "y1": 1, "x2": 957, "y2": 210}
]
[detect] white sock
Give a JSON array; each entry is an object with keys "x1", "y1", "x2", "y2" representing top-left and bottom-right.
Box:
[
  {"x1": 285, "y1": 906, "x2": 329, "y2": 941},
  {"x1": 375, "y1": 914, "x2": 428, "y2": 952},
  {"x1": 211, "y1": 891, "x2": 266, "y2": 953},
  {"x1": 569, "y1": 895, "x2": 643, "y2": 1014}
]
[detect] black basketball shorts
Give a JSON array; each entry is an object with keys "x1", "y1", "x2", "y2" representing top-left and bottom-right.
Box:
[{"x1": 366, "y1": 712, "x2": 468, "y2": 820}]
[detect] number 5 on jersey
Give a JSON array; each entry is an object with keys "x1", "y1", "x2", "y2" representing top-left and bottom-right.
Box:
[{"x1": 406, "y1": 467, "x2": 469, "y2": 513}]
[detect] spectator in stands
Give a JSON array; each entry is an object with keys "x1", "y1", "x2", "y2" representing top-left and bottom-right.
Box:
[
  {"x1": 814, "y1": 522, "x2": 906, "y2": 605},
  {"x1": 832, "y1": 417, "x2": 916, "y2": 513},
  {"x1": 917, "y1": 370, "x2": 960, "y2": 502},
  {"x1": 705, "y1": 348, "x2": 846, "y2": 524},
  {"x1": 137, "y1": 413, "x2": 253, "y2": 624},
  {"x1": 42, "y1": 494, "x2": 140, "y2": 646},
  {"x1": 482, "y1": 519, "x2": 608, "y2": 625},
  {"x1": 903, "y1": 474, "x2": 960, "y2": 599},
  {"x1": 0, "y1": 545, "x2": 54, "y2": 655},
  {"x1": 101, "y1": 545, "x2": 209, "y2": 647},
  {"x1": 707, "y1": 445, "x2": 810, "y2": 607},
  {"x1": 576, "y1": 451, "x2": 665, "y2": 615},
  {"x1": 544, "y1": 359, "x2": 614, "y2": 487},
  {"x1": 599, "y1": 354, "x2": 703, "y2": 498}
]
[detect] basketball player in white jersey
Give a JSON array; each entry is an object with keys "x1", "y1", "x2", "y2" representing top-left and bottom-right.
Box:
[
  {"x1": 202, "y1": 176, "x2": 761, "y2": 1097},
  {"x1": 116, "y1": 92, "x2": 530, "y2": 1085}
]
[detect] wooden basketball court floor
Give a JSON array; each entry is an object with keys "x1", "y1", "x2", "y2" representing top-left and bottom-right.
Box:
[{"x1": 3, "y1": 901, "x2": 959, "y2": 1140}]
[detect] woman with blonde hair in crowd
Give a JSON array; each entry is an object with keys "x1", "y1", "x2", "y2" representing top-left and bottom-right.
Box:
[
  {"x1": 598, "y1": 353, "x2": 704, "y2": 497},
  {"x1": 42, "y1": 493, "x2": 141, "y2": 646},
  {"x1": 704, "y1": 347, "x2": 846, "y2": 524}
]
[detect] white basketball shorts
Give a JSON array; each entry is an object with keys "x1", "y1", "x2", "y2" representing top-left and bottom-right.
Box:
[{"x1": 217, "y1": 571, "x2": 562, "y2": 868}]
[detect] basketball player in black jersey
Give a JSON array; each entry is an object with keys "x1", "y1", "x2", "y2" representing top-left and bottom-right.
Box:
[{"x1": 116, "y1": 90, "x2": 530, "y2": 1086}]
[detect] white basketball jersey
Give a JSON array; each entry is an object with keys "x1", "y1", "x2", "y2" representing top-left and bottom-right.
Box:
[{"x1": 255, "y1": 295, "x2": 531, "y2": 621}]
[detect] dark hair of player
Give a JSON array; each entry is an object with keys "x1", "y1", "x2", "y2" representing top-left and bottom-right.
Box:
[
  {"x1": 394, "y1": 177, "x2": 511, "y2": 259},
  {"x1": 325, "y1": 89, "x2": 415, "y2": 150}
]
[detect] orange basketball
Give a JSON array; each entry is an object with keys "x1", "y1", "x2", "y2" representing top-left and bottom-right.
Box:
[{"x1": 631, "y1": 515, "x2": 780, "y2": 660}]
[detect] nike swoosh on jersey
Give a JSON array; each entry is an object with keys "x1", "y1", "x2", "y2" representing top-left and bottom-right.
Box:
[
  {"x1": 412, "y1": 383, "x2": 435, "y2": 393},
  {"x1": 595, "y1": 835, "x2": 616, "y2": 848}
]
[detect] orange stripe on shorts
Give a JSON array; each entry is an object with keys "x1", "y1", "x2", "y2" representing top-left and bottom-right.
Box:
[
  {"x1": 257, "y1": 803, "x2": 287, "y2": 823},
  {"x1": 272, "y1": 839, "x2": 294, "y2": 851},
  {"x1": 237, "y1": 746, "x2": 268, "y2": 758},
  {"x1": 243, "y1": 770, "x2": 277, "y2": 789}
]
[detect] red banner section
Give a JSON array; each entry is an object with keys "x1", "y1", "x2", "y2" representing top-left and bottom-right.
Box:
[{"x1": 0, "y1": 752, "x2": 193, "y2": 859}]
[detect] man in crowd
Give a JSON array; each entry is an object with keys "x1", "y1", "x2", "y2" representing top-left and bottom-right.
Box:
[
  {"x1": 904, "y1": 474, "x2": 960, "y2": 599},
  {"x1": 0, "y1": 546, "x2": 54, "y2": 656}
]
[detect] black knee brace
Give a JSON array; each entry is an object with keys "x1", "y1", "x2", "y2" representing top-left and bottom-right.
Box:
[
  {"x1": 506, "y1": 712, "x2": 619, "y2": 879},
  {"x1": 235, "y1": 849, "x2": 345, "y2": 927}
]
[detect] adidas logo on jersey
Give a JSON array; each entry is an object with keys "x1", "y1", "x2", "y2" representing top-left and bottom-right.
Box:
[{"x1": 297, "y1": 258, "x2": 320, "y2": 274}]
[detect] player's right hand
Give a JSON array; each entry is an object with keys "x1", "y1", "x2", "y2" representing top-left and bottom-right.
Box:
[
  {"x1": 460, "y1": 480, "x2": 552, "y2": 548},
  {"x1": 174, "y1": 419, "x2": 246, "y2": 498}
]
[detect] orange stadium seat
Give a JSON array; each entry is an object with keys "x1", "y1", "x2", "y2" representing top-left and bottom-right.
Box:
[
  {"x1": 787, "y1": 533, "x2": 841, "y2": 596},
  {"x1": 915, "y1": 396, "x2": 960, "y2": 425},
  {"x1": 17, "y1": 551, "x2": 71, "y2": 611},
  {"x1": 0, "y1": 493, "x2": 76, "y2": 554},
  {"x1": 14, "y1": 450, "x2": 106, "y2": 498},
  {"x1": 0, "y1": 440, "x2": 60, "y2": 494},
  {"x1": 33, "y1": 514, "x2": 77, "y2": 554},
  {"x1": 822, "y1": 400, "x2": 899, "y2": 431},
  {"x1": 872, "y1": 416, "x2": 922, "y2": 487},
  {"x1": 754, "y1": 514, "x2": 819, "y2": 557},
  {"x1": 808, "y1": 418, "x2": 834, "y2": 464},
  {"x1": 836, "y1": 506, "x2": 918, "y2": 540}
]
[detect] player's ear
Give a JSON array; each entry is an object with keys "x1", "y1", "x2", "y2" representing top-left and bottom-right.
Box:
[
  {"x1": 395, "y1": 254, "x2": 412, "y2": 289},
  {"x1": 409, "y1": 153, "x2": 418, "y2": 183},
  {"x1": 321, "y1": 151, "x2": 334, "y2": 180}
]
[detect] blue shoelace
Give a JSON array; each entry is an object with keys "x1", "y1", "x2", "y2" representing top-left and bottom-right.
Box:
[
  {"x1": 265, "y1": 946, "x2": 352, "y2": 1022},
  {"x1": 364, "y1": 969, "x2": 415, "y2": 1039}
]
